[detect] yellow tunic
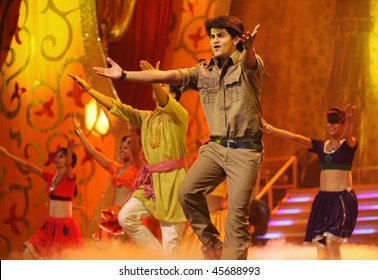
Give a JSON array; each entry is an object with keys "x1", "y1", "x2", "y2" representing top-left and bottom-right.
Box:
[
  {"x1": 209, "y1": 180, "x2": 228, "y2": 198},
  {"x1": 110, "y1": 95, "x2": 188, "y2": 222}
]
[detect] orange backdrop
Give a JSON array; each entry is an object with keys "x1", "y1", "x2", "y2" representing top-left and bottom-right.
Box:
[{"x1": 1, "y1": 0, "x2": 377, "y2": 259}]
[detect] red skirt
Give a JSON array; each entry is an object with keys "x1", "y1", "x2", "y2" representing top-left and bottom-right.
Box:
[
  {"x1": 92, "y1": 206, "x2": 154, "y2": 241},
  {"x1": 92, "y1": 206, "x2": 124, "y2": 240},
  {"x1": 24, "y1": 217, "x2": 83, "y2": 259}
]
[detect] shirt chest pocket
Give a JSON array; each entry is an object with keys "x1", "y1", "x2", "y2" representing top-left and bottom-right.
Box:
[
  {"x1": 197, "y1": 78, "x2": 219, "y2": 104},
  {"x1": 224, "y1": 68, "x2": 241, "y2": 102}
]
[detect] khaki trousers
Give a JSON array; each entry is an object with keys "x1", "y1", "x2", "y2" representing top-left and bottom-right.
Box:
[{"x1": 179, "y1": 141, "x2": 263, "y2": 260}]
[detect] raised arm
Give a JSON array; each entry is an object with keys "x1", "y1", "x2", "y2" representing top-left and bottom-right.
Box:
[
  {"x1": 0, "y1": 146, "x2": 43, "y2": 176},
  {"x1": 92, "y1": 57, "x2": 182, "y2": 86},
  {"x1": 65, "y1": 138, "x2": 76, "y2": 180},
  {"x1": 240, "y1": 24, "x2": 260, "y2": 69},
  {"x1": 139, "y1": 60, "x2": 170, "y2": 107},
  {"x1": 343, "y1": 103, "x2": 357, "y2": 148},
  {"x1": 68, "y1": 74, "x2": 114, "y2": 110},
  {"x1": 71, "y1": 112, "x2": 111, "y2": 170},
  {"x1": 263, "y1": 119, "x2": 312, "y2": 149}
]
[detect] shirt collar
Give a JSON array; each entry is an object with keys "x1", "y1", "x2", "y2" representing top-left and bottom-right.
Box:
[{"x1": 209, "y1": 50, "x2": 241, "y2": 68}]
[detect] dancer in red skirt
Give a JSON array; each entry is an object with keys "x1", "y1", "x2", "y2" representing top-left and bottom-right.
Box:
[{"x1": 0, "y1": 138, "x2": 82, "y2": 259}]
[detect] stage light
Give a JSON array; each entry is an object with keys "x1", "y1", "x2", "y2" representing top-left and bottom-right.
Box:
[
  {"x1": 358, "y1": 205, "x2": 378, "y2": 210},
  {"x1": 357, "y1": 216, "x2": 378, "y2": 222},
  {"x1": 275, "y1": 208, "x2": 302, "y2": 214},
  {"x1": 94, "y1": 109, "x2": 110, "y2": 135},
  {"x1": 268, "y1": 220, "x2": 294, "y2": 226},
  {"x1": 286, "y1": 196, "x2": 313, "y2": 203},
  {"x1": 259, "y1": 232, "x2": 283, "y2": 239},
  {"x1": 353, "y1": 229, "x2": 378, "y2": 235},
  {"x1": 85, "y1": 99, "x2": 110, "y2": 135}
]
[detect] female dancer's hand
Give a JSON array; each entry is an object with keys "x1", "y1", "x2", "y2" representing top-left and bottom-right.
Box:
[
  {"x1": 70, "y1": 112, "x2": 81, "y2": 130},
  {"x1": 345, "y1": 103, "x2": 356, "y2": 122},
  {"x1": 67, "y1": 138, "x2": 76, "y2": 151},
  {"x1": 0, "y1": 146, "x2": 8, "y2": 156},
  {"x1": 67, "y1": 74, "x2": 91, "y2": 92}
]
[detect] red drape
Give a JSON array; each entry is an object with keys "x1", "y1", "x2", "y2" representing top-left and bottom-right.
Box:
[
  {"x1": 108, "y1": 0, "x2": 174, "y2": 110},
  {"x1": 0, "y1": 0, "x2": 22, "y2": 69}
]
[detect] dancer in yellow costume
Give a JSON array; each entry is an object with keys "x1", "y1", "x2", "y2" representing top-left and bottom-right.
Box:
[{"x1": 68, "y1": 60, "x2": 188, "y2": 257}]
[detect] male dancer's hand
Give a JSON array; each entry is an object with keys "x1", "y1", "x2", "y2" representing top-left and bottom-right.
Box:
[
  {"x1": 92, "y1": 57, "x2": 123, "y2": 79},
  {"x1": 240, "y1": 24, "x2": 260, "y2": 52},
  {"x1": 140, "y1": 60, "x2": 160, "y2": 71}
]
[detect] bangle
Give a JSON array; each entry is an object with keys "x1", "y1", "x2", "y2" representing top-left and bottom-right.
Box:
[
  {"x1": 75, "y1": 129, "x2": 83, "y2": 136},
  {"x1": 119, "y1": 70, "x2": 127, "y2": 81},
  {"x1": 265, "y1": 124, "x2": 273, "y2": 134}
]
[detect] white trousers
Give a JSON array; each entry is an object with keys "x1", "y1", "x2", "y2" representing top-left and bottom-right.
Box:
[{"x1": 118, "y1": 197, "x2": 184, "y2": 256}]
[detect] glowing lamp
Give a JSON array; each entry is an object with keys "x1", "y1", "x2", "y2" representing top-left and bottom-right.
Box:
[{"x1": 85, "y1": 99, "x2": 109, "y2": 135}]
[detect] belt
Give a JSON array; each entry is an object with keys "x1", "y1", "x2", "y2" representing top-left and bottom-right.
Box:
[{"x1": 210, "y1": 137, "x2": 263, "y2": 151}]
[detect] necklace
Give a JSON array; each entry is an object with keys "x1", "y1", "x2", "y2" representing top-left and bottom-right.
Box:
[
  {"x1": 49, "y1": 173, "x2": 63, "y2": 193},
  {"x1": 327, "y1": 139, "x2": 342, "y2": 153},
  {"x1": 148, "y1": 111, "x2": 164, "y2": 149},
  {"x1": 117, "y1": 162, "x2": 131, "y2": 177}
]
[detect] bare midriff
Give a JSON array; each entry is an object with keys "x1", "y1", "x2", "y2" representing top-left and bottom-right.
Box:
[
  {"x1": 319, "y1": 169, "x2": 353, "y2": 192},
  {"x1": 50, "y1": 200, "x2": 73, "y2": 218},
  {"x1": 113, "y1": 186, "x2": 131, "y2": 207}
]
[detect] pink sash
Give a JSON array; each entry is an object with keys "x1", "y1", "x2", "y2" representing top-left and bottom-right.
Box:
[{"x1": 127, "y1": 158, "x2": 186, "y2": 201}]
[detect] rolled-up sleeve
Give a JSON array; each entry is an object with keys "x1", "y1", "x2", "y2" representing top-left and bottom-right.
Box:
[
  {"x1": 177, "y1": 65, "x2": 200, "y2": 92},
  {"x1": 242, "y1": 54, "x2": 265, "y2": 85}
]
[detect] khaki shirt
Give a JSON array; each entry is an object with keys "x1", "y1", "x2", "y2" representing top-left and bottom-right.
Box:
[{"x1": 178, "y1": 50, "x2": 265, "y2": 140}]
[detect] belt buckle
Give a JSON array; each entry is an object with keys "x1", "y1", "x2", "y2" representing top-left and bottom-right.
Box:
[{"x1": 226, "y1": 139, "x2": 237, "y2": 148}]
